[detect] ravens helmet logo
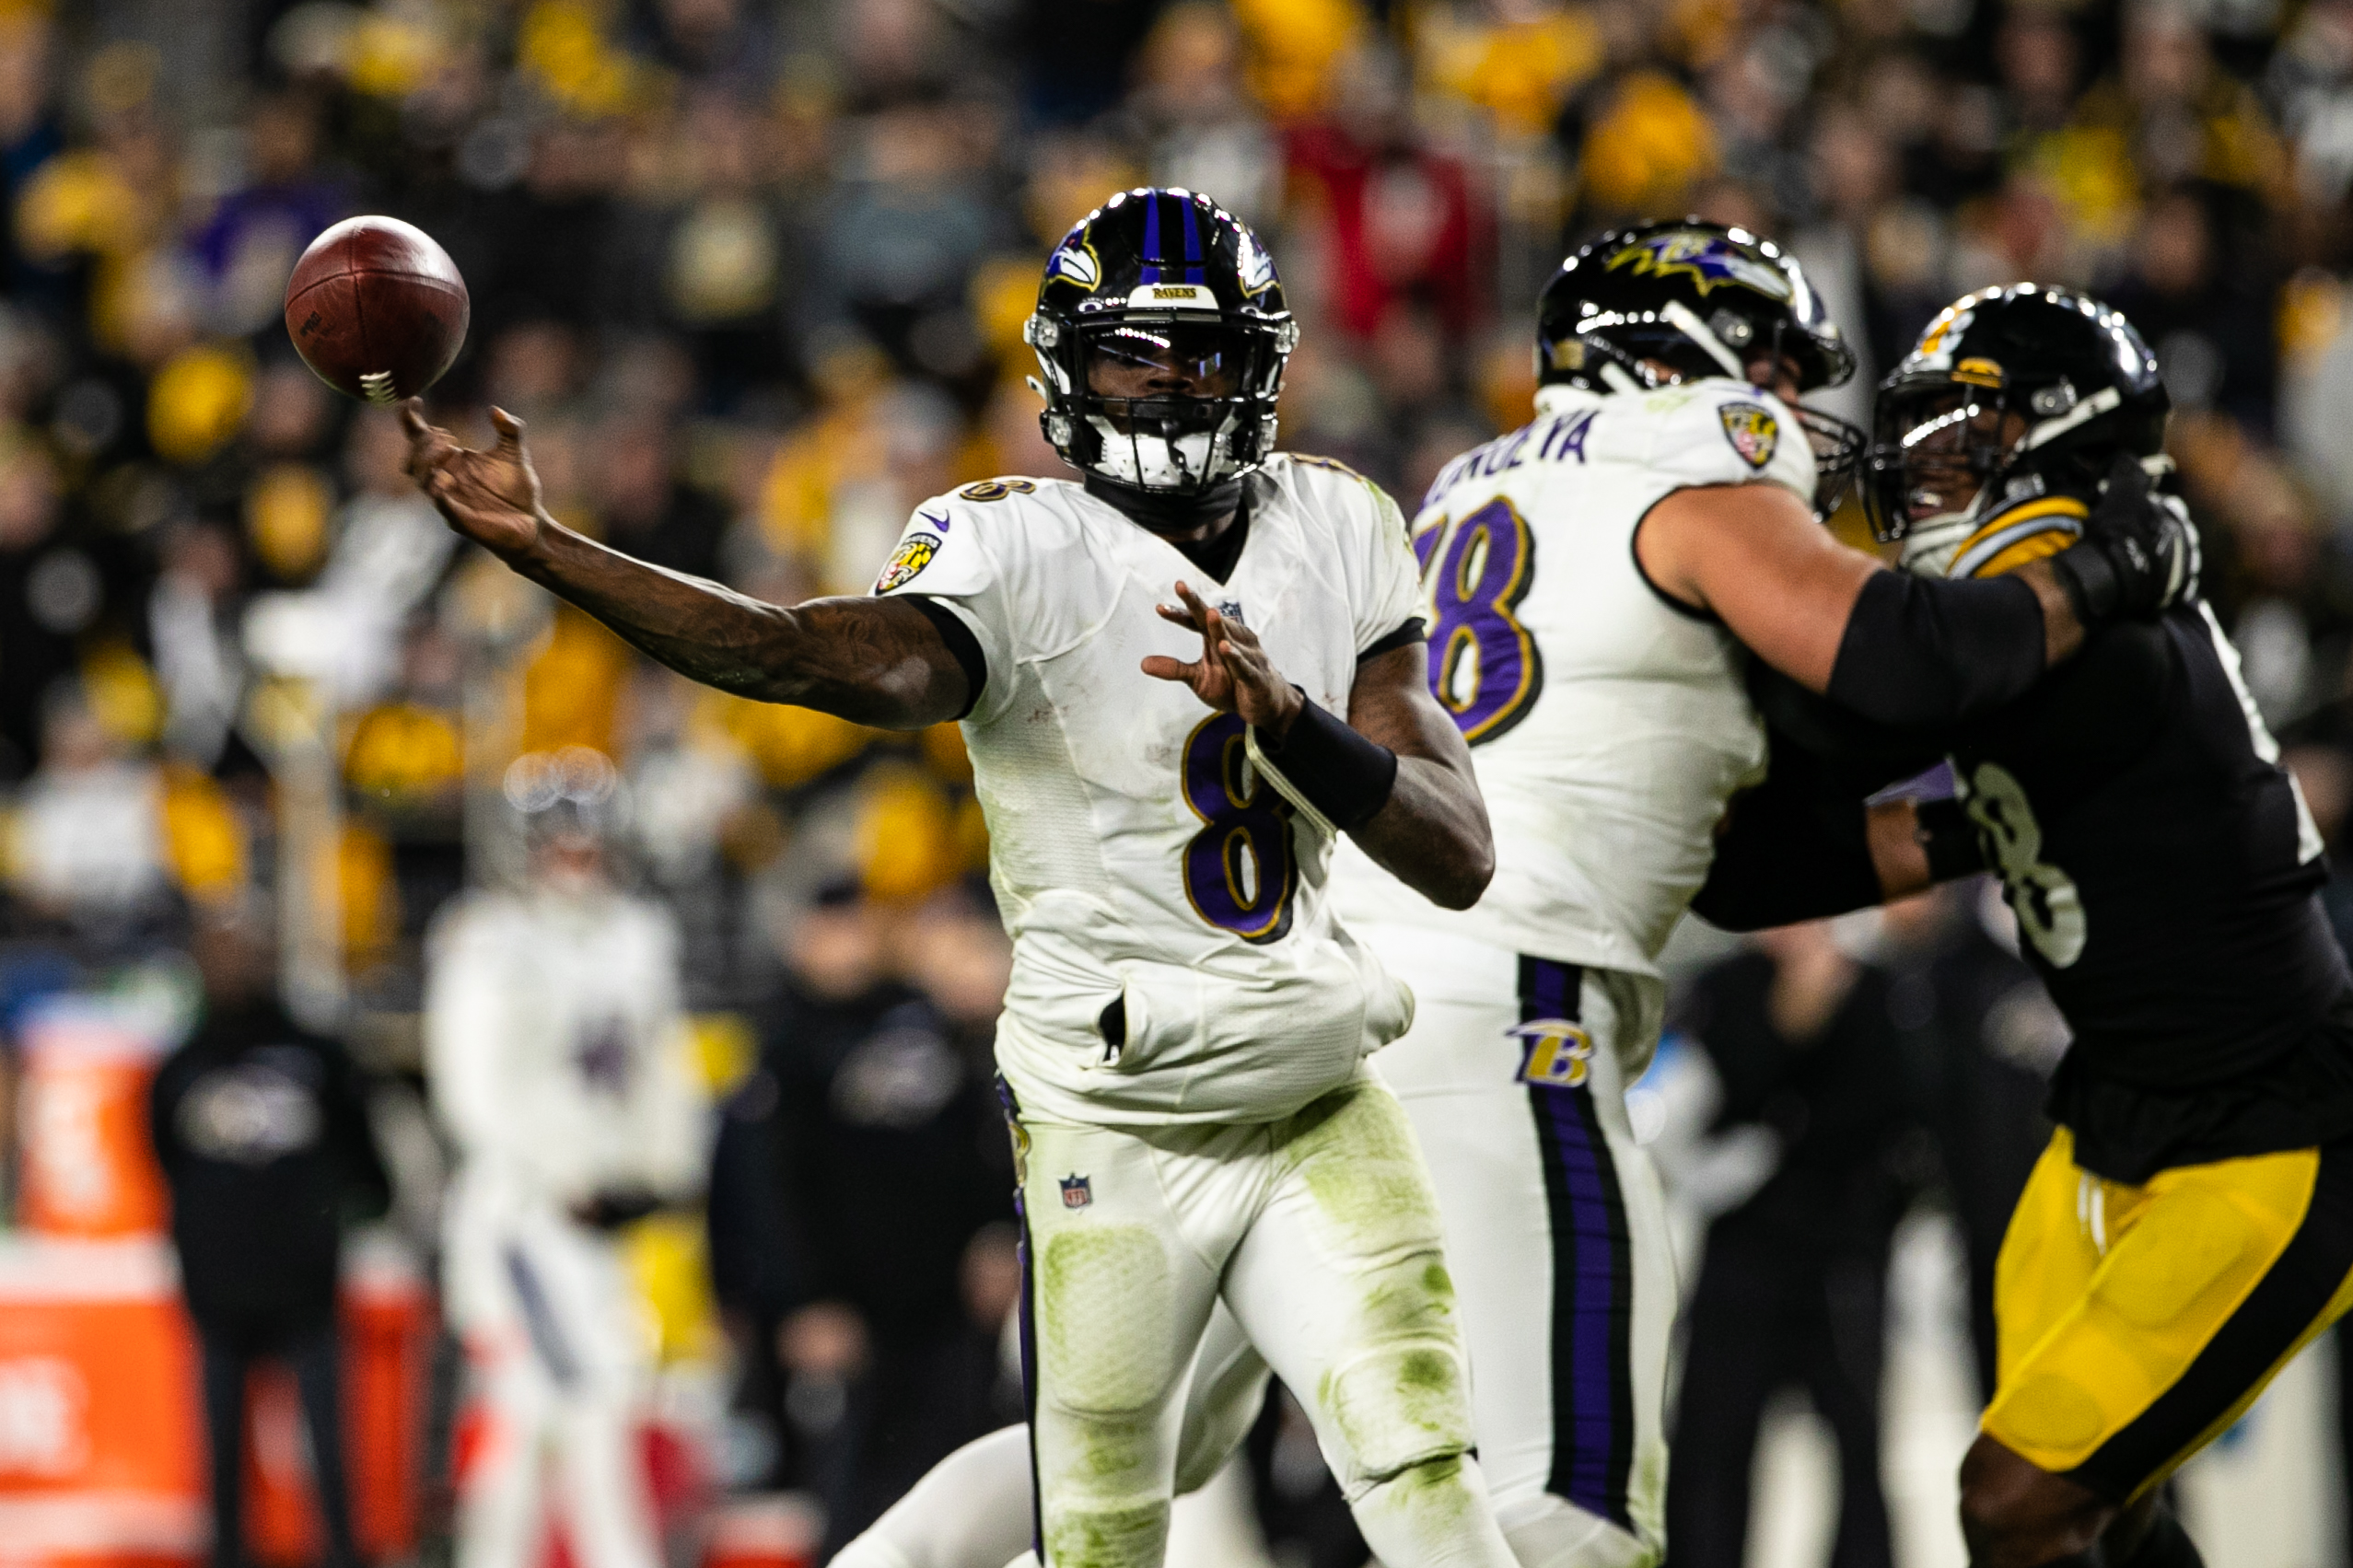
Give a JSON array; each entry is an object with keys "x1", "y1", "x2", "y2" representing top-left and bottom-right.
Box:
[{"x1": 1605, "y1": 229, "x2": 1792, "y2": 300}]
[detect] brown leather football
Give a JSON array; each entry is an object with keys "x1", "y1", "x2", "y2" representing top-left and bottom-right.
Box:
[{"x1": 283, "y1": 215, "x2": 469, "y2": 405}]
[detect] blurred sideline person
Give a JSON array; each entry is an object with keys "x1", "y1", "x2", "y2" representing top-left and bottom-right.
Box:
[
  {"x1": 408, "y1": 188, "x2": 1526, "y2": 1568},
  {"x1": 707, "y1": 877, "x2": 1017, "y2": 1546},
  {"x1": 708, "y1": 878, "x2": 921, "y2": 1494},
  {"x1": 151, "y1": 900, "x2": 390, "y2": 1568},
  {"x1": 425, "y1": 755, "x2": 706, "y2": 1568},
  {"x1": 824, "y1": 225, "x2": 2194, "y2": 1568},
  {"x1": 1656, "y1": 919, "x2": 1930, "y2": 1568},
  {"x1": 1695, "y1": 287, "x2": 2351, "y2": 1568}
]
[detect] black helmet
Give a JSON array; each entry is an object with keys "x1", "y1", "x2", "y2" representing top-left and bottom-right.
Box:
[
  {"x1": 1536, "y1": 221, "x2": 1864, "y2": 512},
  {"x1": 1862, "y1": 285, "x2": 2170, "y2": 561},
  {"x1": 1024, "y1": 188, "x2": 1299, "y2": 498}
]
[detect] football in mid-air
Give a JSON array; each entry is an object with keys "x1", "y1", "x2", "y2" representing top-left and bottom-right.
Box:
[{"x1": 283, "y1": 215, "x2": 469, "y2": 406}]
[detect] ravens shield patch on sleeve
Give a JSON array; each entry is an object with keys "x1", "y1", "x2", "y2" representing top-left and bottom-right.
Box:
[
  {"x1": 874, "y1": 531, "x2": 941, "y2": 594},
  {"x1": 1718, "y1": 401, "x2": 1779, "y2": 470}
]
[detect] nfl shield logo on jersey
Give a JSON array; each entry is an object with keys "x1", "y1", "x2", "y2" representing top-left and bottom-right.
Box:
[
  {"x1": 1059, "y1": 1174, "x2": 1093, "y2": 1209},
  {"x1": 1718, "y1": 402, "x2": 1779, "y2": 470},
  {"x1": 1509, "y1": 1020, "x2": 1595, "y2": 1089}
]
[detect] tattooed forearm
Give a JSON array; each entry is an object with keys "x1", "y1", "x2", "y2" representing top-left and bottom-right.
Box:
[
  {"x1": 402, "y1": 401, "x2": 968, "y2": 729},
  {"x1": 516, "y1": 523, "x2": 969, "y2": 730}
]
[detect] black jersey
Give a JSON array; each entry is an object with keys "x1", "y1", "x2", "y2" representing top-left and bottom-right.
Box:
[{"x1": 1700, "y1": 601, "x2": 2353, "y2": 1183}]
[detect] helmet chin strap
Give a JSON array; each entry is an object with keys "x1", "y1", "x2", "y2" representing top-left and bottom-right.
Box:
[
  {"x1": 1898, "y1": 508, "x2": 1981, "y2": 578},
  {"x1": 1901, "y1": 484, "x2": 2091, "y2": 581},
  {"x1": 1898, "y1": 467, "x2": 2013, "y2": 578}
]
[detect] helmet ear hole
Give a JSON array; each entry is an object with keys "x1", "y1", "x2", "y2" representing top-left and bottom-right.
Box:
[{"x1": 2030, "y1": 380, "x2": 2077, "y2": 417}]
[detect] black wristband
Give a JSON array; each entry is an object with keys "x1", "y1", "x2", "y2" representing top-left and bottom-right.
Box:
[
  {"x1": 2047, "y1": 541, "x2": 2119, "y2": 625},
  {"x1": 1915, "y1": 796, "x2": 1986, "y2": 883},
  {"x1": 1252, "y1": 691, "x2": 1399, "y2": 832}
]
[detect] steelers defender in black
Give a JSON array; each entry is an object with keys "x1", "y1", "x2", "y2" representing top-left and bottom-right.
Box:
[{"x1": 1694, "y1": 287, "x2": 2353, "y2": 1568}]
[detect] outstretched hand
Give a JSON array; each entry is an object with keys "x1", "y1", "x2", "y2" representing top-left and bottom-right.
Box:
[
  {"x1": 2079, "y1": 452, "x2": 2199, "y2": 615},
  {"x1": 402, "y1": 398, "x2": 546, "y2": 561},
  {"x1": 1141, "y1": 581, "x2": 1304, "y2": 735}
]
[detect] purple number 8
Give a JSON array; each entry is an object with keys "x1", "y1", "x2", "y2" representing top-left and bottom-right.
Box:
[
  {"x1": 1427, "y1": 498, "x2": 1543, "y2": 744},
  {"x1": 1178, "y1": 713, "x2": 1297, "y2": 944}
]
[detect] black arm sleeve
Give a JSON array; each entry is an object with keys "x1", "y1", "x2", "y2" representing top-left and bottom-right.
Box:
[
  {"x1": 1823, "y1": 569, "x2": 2046, "y2": 729},
  {"x1": 1749, "y1": 660, "x2": 1947, "y2": 784},
  {"x1": 1690, "y1": 738, "x2": 1885, "y2": 933},
  {"x1": 903, "y1": 595, "x2": 986, "y2": 721}
]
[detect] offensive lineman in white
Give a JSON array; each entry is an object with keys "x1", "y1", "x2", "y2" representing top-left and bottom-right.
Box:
[
  {"x1": 1341, "y1": 226, "x2": 2187, "y2": 1563},
  {"x1": 402, "y1": 188, "x2": 1520, "y2": 1568},
  {"x1": 824, "y1": 224, "x2": 2197, "y2": 1568},
  {"x1": 427, "y1": 757, "x2": 706, "y2": 1568}
]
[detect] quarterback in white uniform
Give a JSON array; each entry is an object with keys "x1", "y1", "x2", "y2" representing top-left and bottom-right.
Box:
[
  {"x1": 428, "y1": 779, "x2": 706, "y2": 1568},
  {"x1": 821, "y1": 222, "x2": 2194, "y2": 1568},
  {"x1": 403, "y1": 188, "x2": 1518, "y2": 1568}
]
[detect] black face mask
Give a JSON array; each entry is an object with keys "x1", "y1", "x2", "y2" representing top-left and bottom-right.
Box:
[{"x1": 1085, "y1": 471, "x2": 1245, "y2": 536}]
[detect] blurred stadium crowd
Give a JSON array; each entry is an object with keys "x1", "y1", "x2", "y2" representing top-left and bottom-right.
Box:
[{"x1": 7, "y1": 0, "x2": 2353, "y2": 1562}]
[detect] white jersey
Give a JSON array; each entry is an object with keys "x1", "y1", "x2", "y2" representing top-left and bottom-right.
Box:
[
  {"x1": 425, "y1": 887, "x2": 705, "y2": 1212},
  {"x1": 1333, "y1": 378, "x2": 1817, "y2": 978},
  {"x1": 873, "y1": 456, "x2": 1425, "y2": 1127}
]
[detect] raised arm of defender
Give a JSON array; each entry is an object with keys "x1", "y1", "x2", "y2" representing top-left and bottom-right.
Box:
[
  {"x1": 1143, "y1": 582, "x2": 1493, "y2": 911},
  {"x1": 1637, "y1": 460, "x2": 2192, "y2": 729},
  {"x1": 1639, "y1": 482, "x2": 2079, "y2": 687},
  {"x1": 403, "y1": 401, "x2": 971, "y2": 730}
]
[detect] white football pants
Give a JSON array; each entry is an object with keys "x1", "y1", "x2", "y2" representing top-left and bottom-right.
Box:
[
  {"x1": 838, "y1": 935, "x2": 1674, "y2": 1568},
  {"x1": 1009, "y1": 1072, "x2": 1516, "y2": 1568},
  {"x1": 445, "y1": 1179, "x2": 660, "y2": 1568}
]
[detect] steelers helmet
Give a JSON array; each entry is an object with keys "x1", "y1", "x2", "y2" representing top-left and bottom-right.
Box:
[
  {"x1": 1863, "y1": 285, "x2": 2170, "y2": 575},
  {"x1": 1024, "y1": 188, "x2": 1298, "y2": 499},
  {"x1": 1536, "y1": 221, "x2": 1864, "y2": 512}
]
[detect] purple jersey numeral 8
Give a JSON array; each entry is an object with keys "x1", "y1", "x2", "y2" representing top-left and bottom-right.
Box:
[
  {"x1": 1426, "y1": 498, "x2": 1543, "y2": 743},
  {"x1": 1178, "y1": 713, "x2": 1297, "y2": 943}
]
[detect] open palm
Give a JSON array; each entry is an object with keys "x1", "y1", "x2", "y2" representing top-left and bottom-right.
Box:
[
  {"x1": 1142, "y1": 580, "x2": 1302, "y2": 734},
  {"x1": 402, "y1": 399, "x2": 545, "y2": 560}
]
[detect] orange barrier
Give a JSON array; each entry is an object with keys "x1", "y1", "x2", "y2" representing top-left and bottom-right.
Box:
[
  {"x1": 241, "y1": 1248, "x2": 432, "y2": 1568},
  {"x1": 0, "y1": 1238, "x2": 431, "y2": 1568},
  {"x1": 16, "y1": 1000, "x2": 172, "y2": 1240},
  {"x1": 701, "y1": 1493, "x2": 821, "y2": 1568}
]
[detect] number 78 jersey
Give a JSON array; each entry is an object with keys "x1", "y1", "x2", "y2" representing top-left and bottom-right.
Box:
[{"x1": 1332, "y1": 378, "x2": 1818, "y2": 977}]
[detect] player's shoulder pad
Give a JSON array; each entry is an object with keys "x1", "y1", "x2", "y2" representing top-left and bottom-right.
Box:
[
  {"x1": 1262, "y1": 451, "x2": 1406, "y2": 534},
  {"x1": 1262, "y1": 449, "x2": 1378, "y2": 506},
  {"x1": 873, "y1": 477, "x2": 1076, "y2": 597},
  {"x1": 425, "y1": 888, "x2": 527, "y2": 953},
  {"x1": 1631, "y1": 377, "x2": 1815, "y2": 499}
]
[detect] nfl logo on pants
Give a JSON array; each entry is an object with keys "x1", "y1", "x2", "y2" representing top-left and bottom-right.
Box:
[{"x1": 1059, "y1": 1175, "x2": 1092, "y2": 1209}]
